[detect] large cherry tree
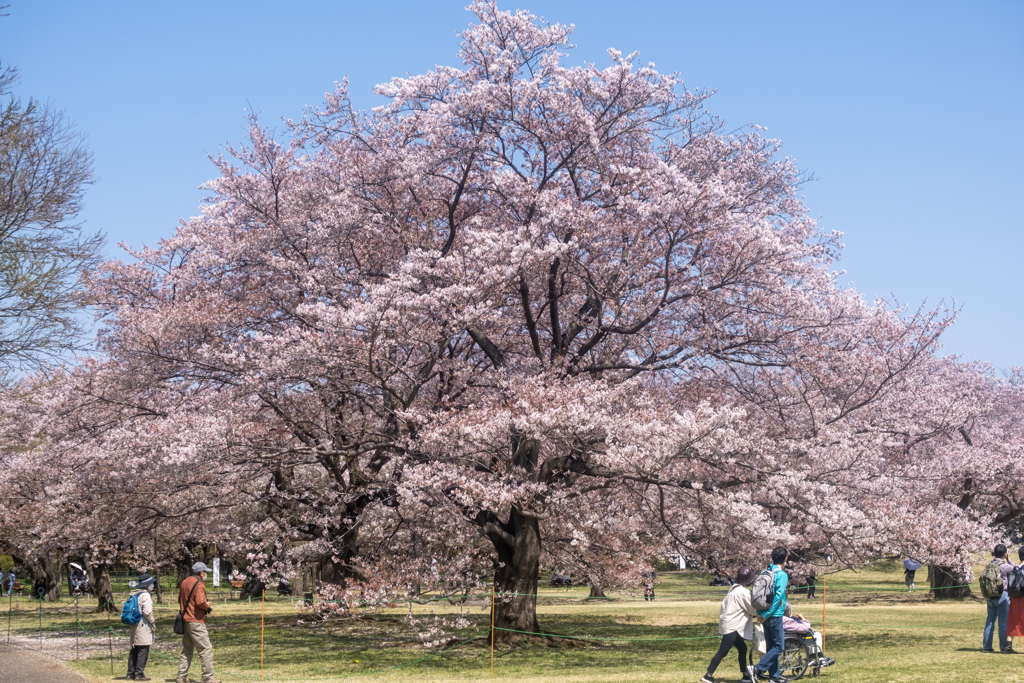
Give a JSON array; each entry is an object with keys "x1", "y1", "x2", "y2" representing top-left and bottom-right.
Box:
[{"x1": 3, "y1": 1, "x2": 1016, "y2": 640}]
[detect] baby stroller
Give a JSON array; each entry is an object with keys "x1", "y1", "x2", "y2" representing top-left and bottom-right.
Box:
[{"x1": 69, "y1": 564, "x2": 92, "y2": 596}]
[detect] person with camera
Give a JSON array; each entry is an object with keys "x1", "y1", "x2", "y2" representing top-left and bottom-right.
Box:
[{"x1": 176, "y1": 562, "x2": 221, "y2": 683}]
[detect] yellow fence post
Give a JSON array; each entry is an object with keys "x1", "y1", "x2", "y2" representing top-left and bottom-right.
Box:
[
  {"x1": 822, "y1": 577, "x2": 827, "y2": 651},
  {"x1": 490, "y1": 582, "x2": 496, "y2": 679},
  {"x1": 261, "y1": 587, "x2": 265, "y2": 682}
]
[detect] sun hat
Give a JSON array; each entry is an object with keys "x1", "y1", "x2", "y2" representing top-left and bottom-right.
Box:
[
  {"x1": 137, "y1": 573, "x2": 156, "y2": 589},
  {"x1": 734, "y1": 564, "x2": 757, "y2": 586},
  {"x1": 192, "y1": 562, "x2": 212, "y2": 574}
]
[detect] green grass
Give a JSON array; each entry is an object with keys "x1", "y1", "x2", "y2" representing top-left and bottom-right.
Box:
[{"x1": 3, "y1": 558, "x2": 1022, "y2": 682}]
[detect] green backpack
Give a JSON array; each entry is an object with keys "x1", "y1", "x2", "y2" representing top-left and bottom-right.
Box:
[{"x1": 979, "y1": 560, "x2": 1005, "y2": 599}]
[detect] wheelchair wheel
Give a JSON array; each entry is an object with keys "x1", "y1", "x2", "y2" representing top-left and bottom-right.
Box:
[{"x1": 778, "y1": 634, "x2": 809, "y2": 680}]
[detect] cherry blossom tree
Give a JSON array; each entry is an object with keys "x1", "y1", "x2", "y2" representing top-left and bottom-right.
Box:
[{"x1": 3, "y1": 1, "x2": 1018, "y2": 642}]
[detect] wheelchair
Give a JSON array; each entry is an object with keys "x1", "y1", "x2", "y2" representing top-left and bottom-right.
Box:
[
  {"x1": 752, "y1": 628, "x2": 830, "y2": 680},
  {"x1": 777, "y1": 630, "x2": 823, "y2": 679}
]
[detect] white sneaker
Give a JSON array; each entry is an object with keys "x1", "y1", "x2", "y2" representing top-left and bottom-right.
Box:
[{"x1": 700, "y1": 676, "x2": 716, "y2": 683}]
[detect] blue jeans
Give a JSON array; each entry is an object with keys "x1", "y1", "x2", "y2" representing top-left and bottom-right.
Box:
[
  {"x1": 984, "y1": 590, "x2": 1010, "y2": 651},
  {"x1": 756, "y1": 615, "x2": 784, "y2": 676}
]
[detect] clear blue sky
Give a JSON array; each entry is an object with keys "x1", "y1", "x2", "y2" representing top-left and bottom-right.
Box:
[{"x1": 2, "y1": 1, "x2": 1021, "y2": 367}]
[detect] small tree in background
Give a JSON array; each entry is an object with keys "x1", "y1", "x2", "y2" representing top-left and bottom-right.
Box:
[{"x1": 0, "y1": 61, "x2": 102, "y2": 375}]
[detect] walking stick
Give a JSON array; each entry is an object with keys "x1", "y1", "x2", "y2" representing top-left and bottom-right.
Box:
[
  {"x1": 7, "y1": 591, "x2": 11, "y2": 644},
  {"x1": 75, "y1": 596, "x2": 79, "y2": 661}
]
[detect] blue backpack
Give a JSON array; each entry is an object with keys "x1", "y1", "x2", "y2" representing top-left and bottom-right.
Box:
[{"x1": 121, "y1": 593, "x2": 142, "y2": 625}]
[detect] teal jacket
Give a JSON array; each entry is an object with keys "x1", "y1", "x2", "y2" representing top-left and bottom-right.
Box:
[{"x1": 756, "y1": 564, "x2": 788, "y2": 618}]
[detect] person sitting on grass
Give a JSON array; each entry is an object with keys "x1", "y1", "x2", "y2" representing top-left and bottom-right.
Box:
[
  {"x1": 701, "y1": 565, "x2": 758, "y2": 683},
  {"x1": 709, "y1": 572, "x2": 732, "y2": 587},
  {"x1": 782, "y1": 603, "x2": 835, "y2": 669}
]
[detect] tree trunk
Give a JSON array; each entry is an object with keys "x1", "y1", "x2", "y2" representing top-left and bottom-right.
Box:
[
  {"x1": 154, "y1": 567, "x2": 164, "y2": 604},
  {"x1": 83, "y1": 557, "x2": 95, "y2": 587},
  {"x1": 240, "y1": 574, "x2": 266, "y2": 600},
  {"x1": 488, "y1": 508, "x2": 542, "y2": 644},
  {"x1": 29, "y1": 555, "x2": 60, "y2": 602},
  {"x1": 174, "y1": 541, "x2": 199, "y2": 588},
  {"x1": 588, "y1": 582, "x2": 606, "y2": 599},
  {"x1": 94, "y1": 563, "x2": 115, "y2": 612},
  {"x1": 930, "y1": 564, "x2": 972, "y2": 599}
]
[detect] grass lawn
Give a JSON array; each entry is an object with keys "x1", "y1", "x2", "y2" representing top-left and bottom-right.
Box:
[{"x1": 4, "y1": 557, "x2": 1022, "y2": 682}]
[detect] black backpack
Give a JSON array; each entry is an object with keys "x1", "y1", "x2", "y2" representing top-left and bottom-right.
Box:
[{"x1": 1008, "y1": 566, "x2": 1024, "y2": 599}]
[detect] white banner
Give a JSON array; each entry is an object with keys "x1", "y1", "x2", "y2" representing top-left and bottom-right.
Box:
[{"x1": 212, "y1": 558, "x2": 220, "y2": 587}]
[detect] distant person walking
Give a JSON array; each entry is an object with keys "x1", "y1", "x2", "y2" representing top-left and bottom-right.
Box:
[
  {"x1": 748, "y1": 547, "x2": 791, "y2": 683},
  {"x1": 903, "y1": 558, "x2": 920, "y2": 592},
  {"x1": 980, "y1": 544, "x2": 1016, "y2": 654},
  {"x1": 125, "y1": 573, "x2": 157, "y2": 681},
  {"x1": 702, "y1": 565, "x2": 758, "y2": 683},
  {"x1": 806, "y1": 569, "x2": 816, "y2": 600},
  {"x1": 4, "y1": 570, "x2": 14, "y2": 596},
  {"x1": 177, "y1": 562, "x2": 221, "y2": 683},
  {"x1": 643, "y1": 569, "x2": 656, "y2": 601}
]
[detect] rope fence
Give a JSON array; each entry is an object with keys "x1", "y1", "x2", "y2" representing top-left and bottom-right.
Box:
[{"x1": 0, "y1": 576, "x2": 1006, "y2": 682}]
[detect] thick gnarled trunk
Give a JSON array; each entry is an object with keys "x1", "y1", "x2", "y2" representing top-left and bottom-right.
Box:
[
  {"x1": 29, "y1": 555, "x2": 61, "y2": 602},
  {"x1": 240, "y1": 575, "x2": 266, "y2": 600},
  {"x1": 93, "y1": 563, "x2": 115, "y2": 612},
  {"x1": 930, "y1": 564, "x2": 972, "y2": 599},
  {"x1": 489, "y1": 508, "x2": 542, "y2": 644}
]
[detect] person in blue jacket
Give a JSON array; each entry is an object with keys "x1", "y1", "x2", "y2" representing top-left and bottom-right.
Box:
[{"x1": 748, "y1": 546, "x2": 790, "y2": 683}]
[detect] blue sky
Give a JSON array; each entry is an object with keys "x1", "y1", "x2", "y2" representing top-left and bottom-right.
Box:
[{"x1": 2, "y1": 1, "x2": 1021, "y2": 367}]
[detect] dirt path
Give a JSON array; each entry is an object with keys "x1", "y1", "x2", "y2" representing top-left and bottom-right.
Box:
[{"x1": 0, "y1": 644, "x2": 93, "y2": 683}]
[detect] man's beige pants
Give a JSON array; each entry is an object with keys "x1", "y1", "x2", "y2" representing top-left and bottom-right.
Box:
[{"x1": 177, "y1": 621, "x2": 215, "y2": 682}]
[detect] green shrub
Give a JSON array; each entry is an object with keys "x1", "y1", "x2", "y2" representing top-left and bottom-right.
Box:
[{"x1": 0, "y1": 554, "x2": 13, "y2": 573}]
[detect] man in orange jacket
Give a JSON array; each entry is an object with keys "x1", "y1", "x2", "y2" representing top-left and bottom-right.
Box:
[{"x1": 176, "y1": 562, "x2": 221, "y2": 683}]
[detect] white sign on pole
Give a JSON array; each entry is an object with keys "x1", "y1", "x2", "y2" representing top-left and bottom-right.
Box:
[{"x1": 212, "y1": 558, "x2": 221, "y2": 587}]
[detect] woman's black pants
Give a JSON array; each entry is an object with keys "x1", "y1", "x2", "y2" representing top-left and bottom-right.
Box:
[
  {"x1": 127, "y1": 645, "x2": 149, "y2": 679},
  {"x1": 706, "y1": 630, "x2": 748, "y2": 677}
]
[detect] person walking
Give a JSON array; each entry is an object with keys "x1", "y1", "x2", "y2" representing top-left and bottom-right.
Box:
[
  {"x1": 177, "y1": 562, "x2": 221, "y2": 683},
  {"x1": 126, "y1": 573, "x2": 157, "y2": 681},
  {"x1": 903, "y1": 558, "x2": 920, "y2": 592},
  {"x1": 702, "y1": 565, "x2": 758, "y2": 683},
  {"x1": 643, "y1": 569, "x2": 656, "y2": 601},
  {"x1": 981, "y1": 544, "x2": 1016, "y2": 654},
  {"x1": 4, "y1": 569, "x2": 14, "y2": 596},
  {"x1": 806, "y1": 569, "x2": 816, "y2": 600},
  {"x1": 748, "y1": 546, "x2": 790, "y2": 683},
  {"x1": 1007, "y1": 547, "x2": 1024, "y2": 648}
]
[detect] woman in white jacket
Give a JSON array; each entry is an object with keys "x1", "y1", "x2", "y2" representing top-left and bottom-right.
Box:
[
  {"x1": 702, "y1": 565, "x2": 758, "y2": 683},
  {"x1": 126, "y1": 573, "x2": 157, "y2": 681}
]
